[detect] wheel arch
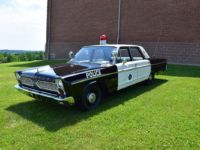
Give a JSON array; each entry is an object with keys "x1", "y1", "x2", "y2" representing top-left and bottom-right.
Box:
[{"x1": 85, "y1": 80, "x2": 107, "y2": 96}]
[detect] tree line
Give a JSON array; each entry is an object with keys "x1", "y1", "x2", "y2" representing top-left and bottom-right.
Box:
[{"x1": 0, "y1": 52, "x2": 44, "y2": 63}]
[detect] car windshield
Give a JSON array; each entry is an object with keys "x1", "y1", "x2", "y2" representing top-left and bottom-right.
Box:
[{"x1": 71, "y1": 46, "x2": 117, "y2": 64}]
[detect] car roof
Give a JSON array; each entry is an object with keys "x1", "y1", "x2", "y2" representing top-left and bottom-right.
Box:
[{"x1": 89, "y1": 44, "x2": 141, "y2": 48}]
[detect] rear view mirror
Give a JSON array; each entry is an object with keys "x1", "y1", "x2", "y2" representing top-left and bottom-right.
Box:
[{"x1": 68, "y1": 51, "x2": 75, "y2": 59}]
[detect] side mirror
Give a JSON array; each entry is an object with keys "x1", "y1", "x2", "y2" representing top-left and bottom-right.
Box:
[
  {"x1": 68, "y1": 51, "x2": 75, "y2": 59},
  {"x1": 111, "y1": 51, "x2": 118, "y2": 64},
  {"x1": 112, "y1": 51, "x2": 118, "y2": 57},
  {"x1": 122, "y1": 59, "x2": 128, "y2": 65}
]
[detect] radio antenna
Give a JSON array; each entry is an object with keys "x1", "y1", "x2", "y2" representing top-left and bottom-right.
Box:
[
  {"x1": 117, "y1": 0, "x2": 122, "y2": 44},
  {"x1": 153, "y1": 15, "x2": 163, "y2": 58}
]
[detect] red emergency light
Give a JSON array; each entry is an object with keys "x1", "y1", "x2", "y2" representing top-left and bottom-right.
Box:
[{"x1": 100, "y1": 34, "x2": 107, "y2": 45}]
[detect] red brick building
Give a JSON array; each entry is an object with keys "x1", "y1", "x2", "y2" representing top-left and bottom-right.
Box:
[{"x1": 46, "y1": 0, "x2": 200, "y2": 65}]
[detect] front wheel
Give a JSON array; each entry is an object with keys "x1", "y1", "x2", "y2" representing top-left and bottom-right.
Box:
[{"x1": 75, "y1": 84, "x2": 102, "y2": 111}]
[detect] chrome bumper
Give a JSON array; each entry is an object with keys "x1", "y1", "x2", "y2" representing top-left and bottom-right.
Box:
[{"x1": 15, "y1": 85, "x2": 72, "y2": 102}]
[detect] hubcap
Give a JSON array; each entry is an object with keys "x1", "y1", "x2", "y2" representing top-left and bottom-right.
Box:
[{"x1": 87, "y1": 93, "x2": 96, "y2": 104}]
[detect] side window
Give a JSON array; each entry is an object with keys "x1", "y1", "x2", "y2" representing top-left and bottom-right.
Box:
[
  {"x1": 117, "y1": 48, "x2": 131, "y2": 63},
  {"x1": 129, "y1": 47, "x2": 144, "y2": 61}
]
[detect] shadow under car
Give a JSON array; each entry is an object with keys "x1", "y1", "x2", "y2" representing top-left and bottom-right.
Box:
[{"x1": 7, "y1": 79, "x2": 167, "y2": 132}]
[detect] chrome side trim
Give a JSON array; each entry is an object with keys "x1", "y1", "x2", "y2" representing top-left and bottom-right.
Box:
[
  {"x1": 118, "y1": 64, "x2": 151, "y2": 73},
  {"x1": 65, "y1": 62, "x2": 166, "y2": 85},
  {"x1": 15, "y1": 85, "x2": 72, "y2": 101},
  {"x1": 118, "y1": 61, "x2": 166, "y2": 73},
  {"x1": 61, "y1": 62, "x2": 166, "y2": 79},
  {"x1": 71, "y1": 72, "x2": 117, "y2": 85},
  {"x1": 71, "y1": 64, "x2": 150, "y2": 85},
  {"x1": 61, "y1": 66, "x2": 113, "y2": 79}
]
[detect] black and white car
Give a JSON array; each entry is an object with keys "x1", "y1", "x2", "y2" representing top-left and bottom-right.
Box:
[{"x1": 15, "y1": 44, "x2": 167, "y2": 110}]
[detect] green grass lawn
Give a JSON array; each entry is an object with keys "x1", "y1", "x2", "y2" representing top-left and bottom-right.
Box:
[{"x1": 0, "y1": 61, "x2": 200, "y2": 149}]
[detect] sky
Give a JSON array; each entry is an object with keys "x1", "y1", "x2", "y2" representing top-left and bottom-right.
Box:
[{"x1": 0, "y1": 0, "x2": 47, "y2": 50}]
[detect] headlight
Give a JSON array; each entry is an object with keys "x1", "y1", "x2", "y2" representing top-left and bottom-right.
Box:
[
  {"x1": 55, "y1": 79, "x2": 64, "y2": 88},
  {"x1": 15, "y1": 72, "x2": 21, "y2": 80},
  {"x1": 55, "y1": 79, "x2": 66, "y2": 96}
]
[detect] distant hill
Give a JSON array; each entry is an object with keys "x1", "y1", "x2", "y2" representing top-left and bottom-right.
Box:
[
  {"x1": 0, "y1": 50, "x2": 43, "y2": 54},
  {"x1": 0, "y1": 50, "x2": 45, "y2": 63}
]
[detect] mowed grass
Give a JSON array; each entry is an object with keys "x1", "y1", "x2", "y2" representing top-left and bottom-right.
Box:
[{"x1": 0, "y1": 61, "x2": 200, "y2": 149}]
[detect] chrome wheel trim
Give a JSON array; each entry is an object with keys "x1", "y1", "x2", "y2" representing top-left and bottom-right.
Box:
[{"x1": 87, "y1": 93, "x2": 97, "y2": 104}]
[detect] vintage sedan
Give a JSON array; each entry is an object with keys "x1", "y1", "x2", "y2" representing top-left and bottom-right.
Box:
[{"x1": 15, "y1": 44, "x2": 167, "y2": 110}]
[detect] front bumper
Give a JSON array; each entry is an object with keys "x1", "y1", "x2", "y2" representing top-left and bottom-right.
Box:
[{"x1": 15, "y1": 85, "x2": 73, "y2": 102}]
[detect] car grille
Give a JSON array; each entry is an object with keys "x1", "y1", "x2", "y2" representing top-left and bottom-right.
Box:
[
  {"x1": 20, "y1": 76, "x2": 58, "y2": 92},
  {"x1": 20, "y1": 76, "x2": 34, "y2": 87},
  {"x1": 36, "y1": 80, "x2": 58, "y2": 92}
]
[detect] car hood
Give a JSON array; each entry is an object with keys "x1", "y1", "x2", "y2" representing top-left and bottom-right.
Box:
[{"x1": 19, "y1": 63, "x2": 102, "y2": 79}]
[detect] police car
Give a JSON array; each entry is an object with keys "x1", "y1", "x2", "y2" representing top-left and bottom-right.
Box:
[{"x1": 15, "y1": 35, "x2": 167, "y2": 110}]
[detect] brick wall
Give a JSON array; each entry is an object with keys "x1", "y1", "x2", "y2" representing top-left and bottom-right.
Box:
[
  {"x1": 46, "y1": 0, "x2": 200, "y2": 65},
  {"x1": 49, "y1": 0, "x2": 119, "y2": 43}
]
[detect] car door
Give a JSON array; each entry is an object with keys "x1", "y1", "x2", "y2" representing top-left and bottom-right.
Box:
[
  {"x1": 116, "y1": 47, "x2": 138, "y2": 90},
  {"x1": 129, "y1": 47, "x2": 151, "y2": 83}
]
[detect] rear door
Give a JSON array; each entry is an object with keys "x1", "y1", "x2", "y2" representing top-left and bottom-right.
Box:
[
  {"x1": 116, "y1": 47, "x2": 138, "y2": 90},
  {"x1": 129, "y1": 47, "x2": 151, "y2": 83}
]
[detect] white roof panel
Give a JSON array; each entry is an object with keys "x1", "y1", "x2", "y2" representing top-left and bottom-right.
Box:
[{"x1": 89, "y1": 44, "x2": 141, "y2": 48}]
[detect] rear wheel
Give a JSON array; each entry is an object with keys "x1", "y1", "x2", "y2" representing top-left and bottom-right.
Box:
[
  {"x1": 75, "y1": 84, "x2": 102, "y2": 111},
  {"x1": 146, "y1": 73, "x2": 155, "y2": 85}
]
